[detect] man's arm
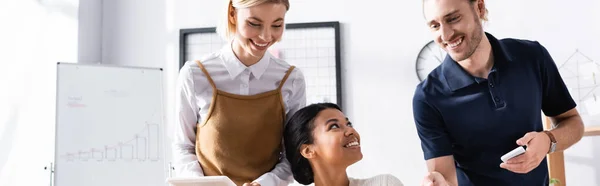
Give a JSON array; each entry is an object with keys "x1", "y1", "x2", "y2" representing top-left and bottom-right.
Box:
[
  {"x1": 548, "y1": 108, "x2": 584, "y2": 152},
  {"x1": 501, "y1": 108, "x2": 584, "y2": 173},
  {"x1": 425, "y1": 156, "x2": 458, "y2": 186},
  {"x1": 537, "y1": 41, "x2": 584, "y2": 151},
  {"x1": 413, "y1": 88, "x2": 456, "y2": 186},
  {"x1": 500, "y1": 42, "x2": 584, "y2": 173}
]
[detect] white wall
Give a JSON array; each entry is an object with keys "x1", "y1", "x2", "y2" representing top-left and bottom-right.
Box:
[
  {"x1": 0, "y1": 0, "x2": 79, "y2": 185},
  {"x1": 99, "y1": 0, "x2": 600, "y2": 185},
  {"x1": 78, "y1": 0, "x2": 103, "y2": 63}
]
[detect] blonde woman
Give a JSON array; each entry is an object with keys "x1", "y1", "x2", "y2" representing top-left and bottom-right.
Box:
[{"x1": 172, "y1": 0, "x2": 306, "y2": 186}]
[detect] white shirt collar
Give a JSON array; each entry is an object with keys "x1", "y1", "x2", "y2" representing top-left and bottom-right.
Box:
[{"x1": 220, "y1": 42, "x2": 272, "y2": 80}]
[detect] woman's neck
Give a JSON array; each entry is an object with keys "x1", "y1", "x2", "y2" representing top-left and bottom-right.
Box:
[
  {"x1": 231, "y1": 39, "x2": 263, "y2": 67},
  {"x1": 312, "y1": 162, "x2": 350, "y2": 186}
]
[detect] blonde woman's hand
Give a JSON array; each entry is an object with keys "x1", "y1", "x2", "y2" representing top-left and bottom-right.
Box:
[{"x1": 421, "y1": 171, "x2": 449, "y2": 186}]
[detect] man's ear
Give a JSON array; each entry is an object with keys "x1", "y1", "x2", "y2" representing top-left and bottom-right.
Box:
[{"x1": 476, "y1": 0, "x2": 487, "y2": 19}]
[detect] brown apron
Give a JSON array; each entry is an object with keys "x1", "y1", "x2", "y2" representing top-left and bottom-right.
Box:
[{"x1": 194, "y1": 60, "x2": 294, "y2": 185}]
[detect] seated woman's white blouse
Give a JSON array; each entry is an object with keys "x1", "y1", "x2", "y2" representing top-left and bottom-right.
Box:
[{"x1": 349, "y1": 174, "x2": 404, "y2": 186}]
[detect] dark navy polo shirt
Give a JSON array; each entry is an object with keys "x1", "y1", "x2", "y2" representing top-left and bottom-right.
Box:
[{"x1": 412, "y1": 32, "x2": 576, "y2": 186}]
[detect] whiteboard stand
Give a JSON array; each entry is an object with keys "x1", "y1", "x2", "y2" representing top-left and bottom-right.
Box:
[
  {"x1": 168, "y1": 162, "x2": 174, "y2": 177},
  {"x1": 45, "y1": 162, "x2": 54, "y2": 186}
]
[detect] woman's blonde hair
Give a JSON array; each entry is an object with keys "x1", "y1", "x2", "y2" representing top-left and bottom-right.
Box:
[{"x1": 216, "y1": 0, "x2": 290, "y2": 41}]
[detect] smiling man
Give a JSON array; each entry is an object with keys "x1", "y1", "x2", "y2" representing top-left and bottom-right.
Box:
[{"x1": 412, "y1": 0, "x2": 585, "y2": 185}]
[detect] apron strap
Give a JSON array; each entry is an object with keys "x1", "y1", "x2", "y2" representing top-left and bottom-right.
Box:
[
  {"x1": 195, "y1": 60, "x2": 217, "y2": 91},
  {"x1": 278, "y1": 66, "x2": 296, "y2": 91}
]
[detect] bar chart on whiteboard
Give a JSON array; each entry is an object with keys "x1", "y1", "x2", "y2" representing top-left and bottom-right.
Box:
[
  {"x1": 54, "y1": 63, "x2": 167, "y2": 186},
  {"x1": 60, "y1": 121, "x2": 161, "y2": 162}
]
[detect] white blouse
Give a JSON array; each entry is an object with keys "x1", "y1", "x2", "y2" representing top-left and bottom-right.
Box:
[
  {"x1": 349, "y1": 174, "x2": 404, "y2": 186},
  {"x1": 172, "y1": 43, "x2": 307, "y2": 186}
]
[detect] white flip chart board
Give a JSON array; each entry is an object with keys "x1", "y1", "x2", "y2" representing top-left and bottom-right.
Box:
[{"x1": 54, "y1": 63, "x2": 167, "y2": 186}]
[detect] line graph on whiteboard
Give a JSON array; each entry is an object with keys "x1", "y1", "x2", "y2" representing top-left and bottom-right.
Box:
[{"x1": 60, "y1": 121, "x2": 161, "y2": 162}]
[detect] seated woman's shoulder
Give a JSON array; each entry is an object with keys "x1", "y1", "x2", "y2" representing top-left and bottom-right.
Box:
[
  {"x1": 373, "y1": 174, "x2": 403, "y2": 186},
  {"x1": 350, "y1": 174, "x2": 403, "y2": 186}
]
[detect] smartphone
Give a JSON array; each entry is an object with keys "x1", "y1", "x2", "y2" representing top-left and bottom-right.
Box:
[{"x1": 500, "y1": 146, "x2": 526, "y2": 162}]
